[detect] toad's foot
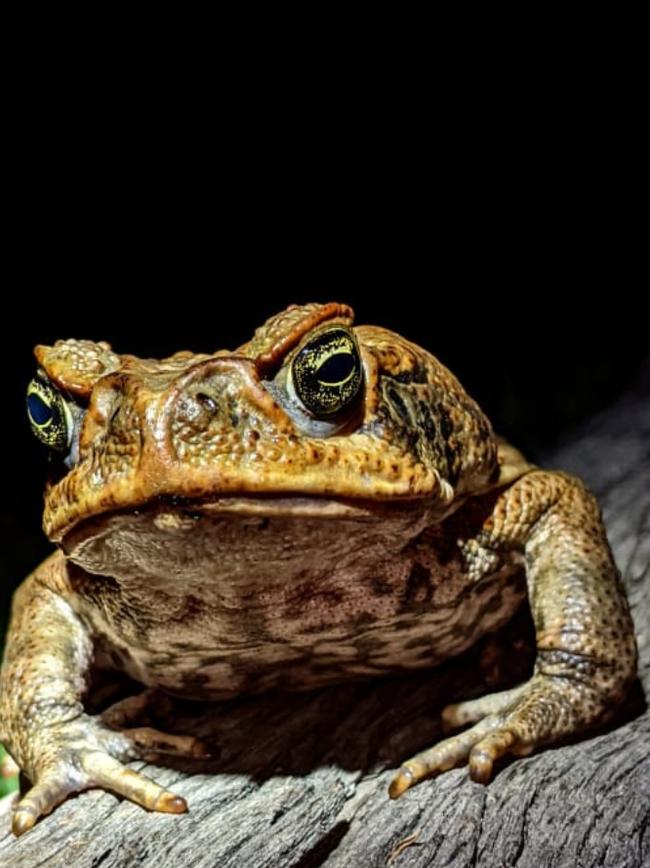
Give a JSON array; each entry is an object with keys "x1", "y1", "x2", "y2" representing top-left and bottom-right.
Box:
[
  {"x1": 388, "y1": 673, "x2": 604, "y2": 798},
  {"x1": 11, "y1": 713, "x2": 209, "y2": 837},
  {"x1": 101, "y1": 688, "x2": 211, "y2": 763}
]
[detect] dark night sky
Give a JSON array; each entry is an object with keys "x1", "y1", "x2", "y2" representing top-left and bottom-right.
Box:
[{"x1": 2, "y1": 187, "x2": 647, "y2": 636}]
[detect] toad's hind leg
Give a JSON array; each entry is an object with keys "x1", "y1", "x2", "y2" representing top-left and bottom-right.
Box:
[{"x1": 390, "y1": 471, "x2": 637, "y2": 798}]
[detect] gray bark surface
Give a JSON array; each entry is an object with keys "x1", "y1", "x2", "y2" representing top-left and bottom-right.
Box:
[{"x1": 1, "y1": 362, "x2": 649, "y2": 868}]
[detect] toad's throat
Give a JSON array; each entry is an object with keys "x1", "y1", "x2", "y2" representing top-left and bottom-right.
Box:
[
  {"x1": 62, "y1": 496, "x2": 441, "y2": 589},
  {"x1": 63, "y1": 495, "x2": 527, "y2": 702}
]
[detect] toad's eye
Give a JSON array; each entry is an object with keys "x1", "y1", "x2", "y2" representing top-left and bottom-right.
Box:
[
  {"x1": 26, "y1": 378, "x2": 73, "y2": 452},
  {"x1": 291, "y1": 327, "x2": 363, "y2": 417}
]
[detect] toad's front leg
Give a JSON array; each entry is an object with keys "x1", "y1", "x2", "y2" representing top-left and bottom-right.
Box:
[
  {"x1": 0, "y1": 552, "x2": 206, "y2": 836},
  {"x1": 390, "y1": 470, "x2": 638, "y2": 796}
]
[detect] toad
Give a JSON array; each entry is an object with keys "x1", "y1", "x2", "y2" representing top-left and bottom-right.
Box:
[{"x1": 0, "y1": 302, "x2": 637, "y2": 836}]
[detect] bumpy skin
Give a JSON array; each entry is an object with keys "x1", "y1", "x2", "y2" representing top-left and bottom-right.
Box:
[{"x1": 0, "y1": 302, "x2": 637, "y2": 836}]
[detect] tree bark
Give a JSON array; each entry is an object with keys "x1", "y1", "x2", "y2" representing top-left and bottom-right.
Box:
[{"x1": 2, "y1": 362, "x2": 649, "y2": 868}]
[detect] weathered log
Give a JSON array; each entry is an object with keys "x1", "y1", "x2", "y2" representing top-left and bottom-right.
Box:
[{"x1": 1, "y1": 362, "x2": 648, "y2": 868}]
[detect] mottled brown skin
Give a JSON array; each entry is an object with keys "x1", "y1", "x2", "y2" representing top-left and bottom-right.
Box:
[{"x1": 0, "y1": 303, "x2": 637, "y2": 836}]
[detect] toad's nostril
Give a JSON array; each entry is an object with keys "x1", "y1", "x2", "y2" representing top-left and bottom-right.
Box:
[
  {"x1": 174, "y1": 394, "x2": 218, "y2": 430},
  {"x1": 196, "y1": 393, "x2": 218, "y2": 414}
]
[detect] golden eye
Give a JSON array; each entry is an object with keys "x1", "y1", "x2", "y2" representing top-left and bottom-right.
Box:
[
  {"x1": 26, "y1": 378, "x2": 73, "y2": 452},
  {"x1": 291, "y1": 327, "x2": 363, "y2": 417}
]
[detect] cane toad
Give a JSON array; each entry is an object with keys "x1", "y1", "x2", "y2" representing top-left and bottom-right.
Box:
[{"x1": 0, "y1": 302, "x2": 637, "y2": 835}]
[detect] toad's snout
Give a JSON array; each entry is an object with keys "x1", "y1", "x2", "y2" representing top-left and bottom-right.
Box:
[
  {"x1": 160, "y1": 356, "x2": 294, "y2": 461},
  {"x1": 44, "y1": 355, "x2": 296, "y2": 541},
  {"x1": 85, "y1": 355, "x2": 294, "y2": 472}
]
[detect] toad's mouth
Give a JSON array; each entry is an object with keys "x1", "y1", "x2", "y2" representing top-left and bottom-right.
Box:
[
  {"x1": 151, "y1": 493, "x2": 430, "y2": 519},
  {"x1": 60, "y1": 494, "x2": 442, "y2": 585},
  {"x1": 67, "y1": 492, "x2": 430, "y2": 525},
  {"x1": 62, "y1": 493, "x2": 438, "y2": 549}
]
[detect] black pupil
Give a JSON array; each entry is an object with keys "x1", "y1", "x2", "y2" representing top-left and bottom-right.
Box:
[
  {"x1": 28, "y1": 393, "x2": 53, "y2": 425},
  {"x1": 317, "y1": 352, "x2": 354, "y2": 385}
]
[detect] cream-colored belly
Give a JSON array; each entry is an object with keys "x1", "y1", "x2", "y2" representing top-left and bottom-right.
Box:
[
  {"x1": 91, "y1": 566, "x2": 525, "y2": 700},
  {"x1": 69, "y1": 506, "x2": 526, "y2": 699}
]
